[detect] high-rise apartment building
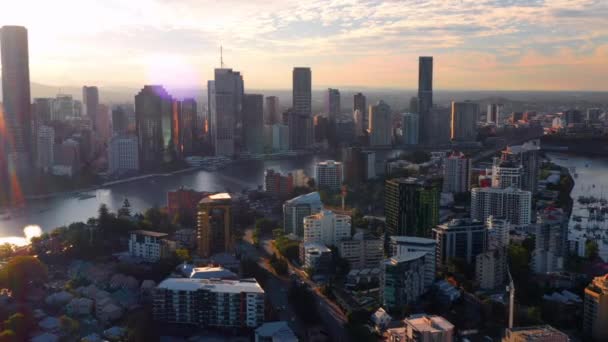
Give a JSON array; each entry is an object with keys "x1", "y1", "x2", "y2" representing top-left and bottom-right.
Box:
[
  {"x1": 418, "y1": 56, "x2": 433, "y2": 144},
  {"x1": 197, "y1": 193, "x2": 233, "y2": 258},
  {"x1": 96, "y1": 104, "x2": 111, "y2": 143},
  {"x1": 487, "y1": 103, "x2": 503, "y2": 125},
  {"x1": 108, "y1": 135, "x2": 139, "y2": 175},
  {"x1": 36, "y1": 125, "x2": 55, "y2": 172},
  {"x1": 1, "y1": 25, "x2": 33, "y2": 201},
  {"x1": 339, "y1": 231, "x2": 384, "y2": 270},
  {"x1": 385, "y1": 177, "x2": 440, "y2": 237},
  {"x1": 135, "y1": 85, "x2": 173, "y2": 169},
  {"x1": 303, "y1": 209, "x2": 351, "y2": 247},
  {"x1": 264, "y1": 169, "x2": 294, "y2": 199},
  {"x1": 532, "y1": 207, "x2": 568, "y2": 274},
  {"x1": 475, "y1": 217, "x2": 510, "y2": 290},
  {"x1": 283, "y1": 192, "x2": 323, "y2": 237},
  {"x1": 369, "y1": 100, "x2": 392, "y2": 147},
  {"x1": 265, "y1": 96, "x2": 280, "y2": 125},
  {"x1": 389, "y1": 236, "x2": 436, "y2": 289},
  {"x1": 491, "y1": 157, "x2": 524, "y2": 189},
  {"x1": 326, "y1": 88, "x2": 341, "y2": 120},
  {"x1": 243, "y1": 94, "x2": 264, "y2": 154},
  {"x1": 442, "y1": 151, "x2": 472, "y2": 193},
  {"x1": 112, "y1": 106, "x2": 130, "y2": 136},
  {"x1": 315, "y1": 160, "x2": 343, "y2": 190},
  {"x1": 342, "y1": 147, "x2": 375, "y2": 184},
  {"x1": 209, "y1": 68, "x2": 243, "y2": 156},
  {"x1": 381, "y1": 253, "x2": 427, "y2": 314},
  {"x1": 433, "y1": 218, "x2": 487, "y2": 269},
  {"x1": 450, "y1": 101, "x2": 479, "y2": 142},
  {"x1": 501, "y1": 140, "x2": 541, "y2": 193},
  {"x1": 401, "y1": 113, "x2": 419, "y2": 145},
  {"x1": 471, "y1": 186, "x2": 532, "y2": 228},
  {"x1": 584, "y1": 274, "x2": 608, "y2": 341},
  {"x1": 83, "y1": 86, "x2": 99, "y2": 130}
]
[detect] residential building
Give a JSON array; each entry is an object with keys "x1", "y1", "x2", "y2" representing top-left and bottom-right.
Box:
[
  {"x1": 532, "y1": 207, "x2": 568, "y2": 274},
  {"x1": 128, "y1": 230, "x2": 175, "y2": 261},
  {"x1": 255, "y1": 321, "x2": 297, "y2": 342},
  {"x1": 450, "y1": 101, "x2": 479, "y2": 142},
  {"x1": 265, "y1": 96, "x2": 280, "y2": 125},
  {"x1": 264, "y1": 169, "x2": 294, "y2": 199},
  {"x1": 243, "y1": 94, "x2": 265, "y2": 154},
  {"x1": 501, "y1": 140, "x2": 541, "y2": 193},
  {"x1": 402, "y1": 112, "x2": 419, "y2": 145},
  {"x1": 197, "y1": 193, "x2": 232, "y2": 258},
  {"x1": 471, "y1": 186, "x2": 532, "y2": 228},
  {"x1": 315, "y1": 160, "x2": 343, "y2": 190},
  {"x1": 300, "y1": 242, "x2": 332, "y2": 274},
  {"x1": 339, "y1": 232, "x2": 384, "y2": 270},
  {"x1": 492, "y1": 157, "x2": 524, "y2": 189},
  {"x1": 433, "y1": 219, "x2": 487, "y2": 269},
  {"x1": 326, "y1": 88, "x2": 341, "y2": 120},
  {"x1": 385, "y1": 177, "x2": 440, "y2": 237},
  {"x1": 369, "y1": 100, "x2": 392, "y2": 147},
  {"x1": 303, "y1": 209, "x2": 351, "y2": 247},
  {"x1": 135, "y1": 85, "x2": 173, "y2": 169},
  {"x1": 502, "y1": 325, "x2": 568, "y2": 342},
  {"x1": 283, "y1": 192, "x2": 323, "y2": 237},
  {"x1": 389, "y1": 236, "x2": 436, "y2": 289},
  {"x1": 381, "y1": 253, "x2": 427, "y2": 314},
  {"x1": 584, "y1": 274, "x2": 608, "y2": 341},
  {"x1": 36, "y1": 125, "x2": 55, "y2": 172},
  {"x1": 418, "y1": 56, "x2": 433, "y2": 144},
  {"x1": 209, "y1": 68, "x2": 243, "y2": 156},
  {"x1": 167, "y1": 188, "x2": 208, "y2": 219},
  {"x1": 108, "y1": 135, "x2": 139, "y2": 175},
  {"x1": 387, "y1": 314, "x2": 454, "y2": 342},
  {"x1": 153, "y1": 278, "x2": 264, "y2": 328},
  {"x1": 442, "y1": 151, "x2": 472, "y2": 193},
  {"x1": 476, "y1": 248, "x2": 508, "y2": 290},
  {"x1": 189, "y1": 266, "x2": 238, "y2": 280}
]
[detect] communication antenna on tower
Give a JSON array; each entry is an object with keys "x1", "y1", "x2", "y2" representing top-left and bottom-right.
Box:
[{"x1": 220, "y1": 45, "x2": 224, "y2": 68}]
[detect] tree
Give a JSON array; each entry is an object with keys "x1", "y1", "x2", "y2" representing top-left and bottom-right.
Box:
[
  {"x1": 175, "y1": 249, "x2": 191, "y2": 263},
  {"x1": 118, "y1": 198, "x2": 132, "y2": 217},
  {"x1": 59, "y1": 315, "x2": 79, "y2": 337},
  {"x1": 3, "y1": 313, "x2": 32, "y2": 340},
  {"x1": 0, "y1": 256, "x2": 48, "y2": 301},
  {"x1": 0, "y1": 244, "x2": 13, "y2": 260}
]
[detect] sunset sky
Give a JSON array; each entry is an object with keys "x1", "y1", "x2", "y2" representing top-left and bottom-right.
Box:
[{"x1": 2, "y1": 0, "x2": 608, "y2": 90}]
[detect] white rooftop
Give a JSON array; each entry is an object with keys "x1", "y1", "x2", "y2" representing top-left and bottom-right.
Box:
[
  {"x1": 285, "y1": 191, "x2": 321, "y2": 205},
  {"x1": 157, "y1": 278, "x2": 264, "y2": 294},
  {"x1": 385, "y1": 251, "x2": 427, "y2": 265},
  {"x1": 405, "y1": 314, "x2": 454, "y2": 333}
]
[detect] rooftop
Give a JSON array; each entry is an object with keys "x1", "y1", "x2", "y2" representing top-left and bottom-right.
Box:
[
  {"x1": 405, "y1": 314, "x2": 454, "y2": 334},
  {"x1": 157, "y1": 278, "x2": 264, "y2": 294},
  {"x1": 303, "y1": 241, "x2": 331, "y2": 253},
  {"x1": 130, "y1": 230, "x2": 168, "y2": 238},
  {"x1": 285, "y1": 191, "x2": 322, "y2": 205},
  {"x1": 255, "y1": 321, "x2": 297, "y2": 340},
  {"x1": 390, "y1": 236, "x2": 436, "y2": 245},
  {"x1": 189, "y1": 266, "x2": 238, "y2": 280},
  {"x1": 506, "y1": 325, "x2": 568, "y2": 340},
  {"x1": 200, "y1": 192, "x2": 232, "y2": 204},
  {"x1": 385, "y1": 251, "x2": 427, "y2": 265}
]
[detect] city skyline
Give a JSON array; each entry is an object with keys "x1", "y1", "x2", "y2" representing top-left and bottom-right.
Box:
[{"x1": 0, "y1": 0, "x2": 607, "y2": 91}]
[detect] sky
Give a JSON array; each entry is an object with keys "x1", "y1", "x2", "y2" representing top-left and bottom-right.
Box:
[{"x1": 2, "y1": 0, "x2": 608, "y2": 91}]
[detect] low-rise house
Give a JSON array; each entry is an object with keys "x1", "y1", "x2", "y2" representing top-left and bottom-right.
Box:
[{"x1": 128, "y1": 230, "x2": 176, "y2": 261}]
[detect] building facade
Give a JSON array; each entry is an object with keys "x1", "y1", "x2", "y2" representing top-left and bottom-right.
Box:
[
  {"x1": 471, "y1": 186, "x2": 532, "y2": 228},
  {"x1": 283, "y1": 192, "x2": 323, "y2": 237},
  {"x1": 243, "y1": 94, "x2": 265, "y2": 154},
  {"x1": 108, "y1": 135, "x2": 139, "y2": 175},
  {"x1": 401, "y1": 112, "x2": 419, "y2": 145},
  {"x1": 389, "y1": 236, "x2": 436, "y2": 290},
  {"x1": 385, "y1": 177, "x2": 440, "y2": 237},
  {"x1": 197, "y1": 193, "x2": 233, "y2": 258},
  {"x1": 264, "y1": 169, "x2": 294, "y2": 199},
  {"x1": 381, "y1": 253, "x2": 427, "y2": 314},
  {"x1": 369, "y1": 100, "x2": 392, "y2": 147},
  {"x1": 433, "y1": 219, "x2": 487, "y2": 269},
  {"x1": 418, "y1": 56, "x2": 433, "y2": 144},
  {"x1": 303, "y1": 209, "x2": 351, "y2": 247},
  {"x1": 315, "y1": 160, "x2": 343, "y2": 190},
  {"x1": 339, "y1": 232, "x2": 384, "y2": 270},
  {"x1": 584, "y1": 274, "x2": 608, "y2": 341},
  {"x1": 209, "y1": 68, "x2": 244, "y2": 156},
  {"x1": 450, "y1": 101, "x2": 479, "y2": 142},
  {"x1": 387, "y1": 314, "x2": 454, "y2": 342},
  {"x1": 442, "y1": 151, "x2": 472, "y2": 193},
  {"x1": 128, "y1": 230, "x2": 175, "y2": 261},
  {"x1": 135, "y1": 85, "x2": 173, "y2": 169}
]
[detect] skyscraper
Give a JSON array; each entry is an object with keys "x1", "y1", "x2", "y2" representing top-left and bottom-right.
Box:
[
  {"x1": 291, "y1": 67, "x2": 312, "y2": 148},
  {"x1": 112, "y1": 106, "x2": 129, "y2": 136},
  {"x1": 83, "y1": 86, "x2": 99, "y2": 130},
  {"x1": 401, "y1": 112, "x2": 419, "y2": 145},
  {"x1": 326, "y1": 88, "x2": 341, "y2": 120},
  {"x1": 487, "y1": 103, "x2": 503, "y2": 124},
  {"x1": 242, "y1": 94, "x2": 264, "y2": 154},
  {"x1": 442, "y1": 151, "x2": 472, "y2": 193},
  {"x1": 209, "y1": 68, "x2": 244, "y2": 156},
  {"x1": 369, "y1": 100, "x2": 392, "y2": 147},
  {"x1": 265, "y1": 96, "x2": 280, "y2": 125},
  {"x1": 197, "y1": 193, "x2": 233, "y2": 258},
  {"x1": 180, "y1": 98, "x2": 197, "y2": 156},
  {"x1": 450, "y1": 101, "x2": 479, "y2": 142},
  {"x1": 1, "y1": 25, "x2": 33, "y2": 203},
  {"x1": 417, "y1": 56, "x2": 433, "y2": 144},
  {"x1": 385, "y1": 177, "x2": 440, "y2": 237},
  {"x1": 134, "y1": 85, "x2": 173, "y2": 170}
]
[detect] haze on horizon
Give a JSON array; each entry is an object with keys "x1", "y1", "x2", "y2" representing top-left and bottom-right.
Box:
[{"x1": 2, "y1": 0, "x2": 608, "y2": 91}]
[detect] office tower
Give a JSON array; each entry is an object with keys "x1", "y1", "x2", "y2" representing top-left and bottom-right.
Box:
[
  {"x1": 242, "y1": 94, "x2": 264, "y2": 154},
  {"x1": 326, "y1": 88, "x2": 341, "y2": 120},
  {"x1": 72, "y1": 100, "x2": 83, "y2": 117},
  {"x1": 501, "y1": 140, "x2": 541, "y2": 193},
  {"x1": 354, "y1": 92, "x2": 367, "y2": 130},
  {"x1": 487, "y1": 103, "x2": 503, "y2": 124},
  {"x1": 112, "y1": 106, "x2": 129, "y2": 136},
  {"x1": 409, "y1": 96, "x2": 418, "y2": 114},
  {"x1": 503, "y1": 326, "x2": 568, "y2": 342},
  {"x1": 532, "y1": 207, "x2": 568, "y2": 274},
  {"x1": 180, "y1": 98, "x2": 196, "y2": 156},
  {"x1": 209, "y1": 68, "x2": 243, "y2": 156},
  {"x1": 442, "y1": 151, "x2": 472, "y2": 193},
  {"x1": 288, "y1": 110, "x2": 313, "y2": 149},
  {"x1": 417, "y1": 56, "x2": 433, "y2": 144},
  {"x1": 450, "y1": 101, "x2": 479, "y2": 142},
  {"x1": 264, "y1": 169, "x2": 294, "y2": 199},
  {"x1": 269, "y1": 123, "x2": 289, "y2": 152},
  {"x1": 401, "y1": 113, "x2": 419, "y2": 145},
  {"x1": 1, "y1": 26, "x2": 33, "y2": 197},
  {"x1": 369, "y1": 100, "x2": 392, "y2": 146},
  {"x1": 83, "y1": 86, "x2": 99, "y2": 129},
  {"x1": 491, "y1": 157, "x2": 524, "y2": 189},
  {"x1": 33, "y1": 98, "x2": 53, "y2": 125},
  {"x1": 36, "y1": 125, "x2": 55, "y2": 172},
  {"x1": 342, "y1": 147, "x2": 375, "y2": 184},
  {"x1": 433, "y1": 218, "x2": 487, "y2": 269},
  {"x1": 96, "y1": 104, "x2": 111, "y2": 143},
  {"x1": 389, "y1": 236, "x2": 436, "y2": 289},
  {"x1": 387, "y1": 314, "x2": 455, "y2": 342},
  {"x1": 584, "y1": 274, "x2": 608, "y2": 341},
  {"x1": 293, "y1": 67, "x2": 311, "y2": 118},
  {"x1": 339, "y1": 231, "x2": 384, "y2": 270},
  {"x1": 471, "y1": 187, "x2": 532, "y2": 228},
  {"x1": 265, "y1": 96, "x2": 280, "y2": 125},
  {"x1": 353, "y1": 109, "x2": 365, "y2": 137},
  {"x1": 429, "y1": 106, "x2": 451, "y2": 145},
  {"x1": 108, "y1": 135, "x2": 139, "y2": 175},
  {"x1": 587, "y1": 108, "x2": 602, "y2": 123},
  {"x1": 197, "y1": 193, "x2": 232, "y2": 258},
  {"x1": 381, "y1": 253, "x2": 426, "y2": 314},
  {"x1": 283, "y1": 192, "x2": 323, "y2": 237},
  {"x1": 153, "y1": 278, "x2": 264, "y2": 328},
  {"x1": 135, "y1": 85, "x2": 173, "y2": 170},
  {"x1": 385, "y1": 177, "x2": 440, "y2": 237},
  {"x1": 303, "y1": 209, "x2": 351, "y2": 247},
  {"x1": 315, "y1": 160, "x2": 343, "y2": 190},
  {"x1": 313, "y1": 114, "x2": 328, "y2": 143},
  {"x1": 51, "y1": 94, "x2": 75, "y2": 121}
]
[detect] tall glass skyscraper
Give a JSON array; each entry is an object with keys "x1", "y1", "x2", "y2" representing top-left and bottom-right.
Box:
[
  {"x1": 134, "y1": 85, "x2": 173, "y2": 170},
  {"x1": 209, "y1": 68, "x2": 243, "y2": 156},
  {"x1": 291, "y1": 67, "x2": 312, "y2": 149},
  {"x1": 417, "y1": 56, "x2": 433, "y2": 144}
]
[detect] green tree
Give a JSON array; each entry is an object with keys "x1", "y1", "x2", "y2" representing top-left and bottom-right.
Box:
[
  {"x1": 0, "y1": 256, "x2": 48, "y2": 301},
  {"x1": 118, "y1": 198, "x2": 132, "y2": 217}
]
